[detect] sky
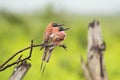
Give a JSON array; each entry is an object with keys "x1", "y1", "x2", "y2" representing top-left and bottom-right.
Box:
[{"x1": 0, "y1": 0, "x2": 120, "y2": 15}]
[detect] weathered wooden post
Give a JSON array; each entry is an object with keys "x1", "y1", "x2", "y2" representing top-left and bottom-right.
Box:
[
  {"x1": 9, "y1": 61, "x2": 31, "y2": 80},
  {"x1": 81, "y1": 20, "x2": 107, "y2": 80}
]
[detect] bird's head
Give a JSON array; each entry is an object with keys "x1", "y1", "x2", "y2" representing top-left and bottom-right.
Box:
[{"x1": 52, "y1": 23, "x2": 64, "y2": 27}]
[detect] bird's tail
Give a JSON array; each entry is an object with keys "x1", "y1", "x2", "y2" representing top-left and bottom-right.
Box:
[
  {"x1": 42, "y1": 46, "x2": 49, "y2": 61},
  {"x1": 40, "y1": 40, "x2": 48, "y2": 50},
  {"x1": 40, "y1": 46, "x2": 49, "y2": 79},
  {"x1": 40, "y1": 46, "x2": 49, "y2": 71},
  {"x1": 40, "y1": 44, "x2": 55, "y2": 79},
  {"x1": 40, "y1": 61, "x2": 47, "y2": 80},
  {"x1": 46, "y1": 46, "x2": 55, "y2": 62}
]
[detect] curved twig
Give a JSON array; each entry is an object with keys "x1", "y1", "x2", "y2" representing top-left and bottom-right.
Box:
[{"x1": 0, "y1": 40, "x2": 40, "y2": 71}]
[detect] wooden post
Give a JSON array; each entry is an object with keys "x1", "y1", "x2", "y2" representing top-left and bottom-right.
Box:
[
  {"x1": 81, "y1": 20, "x2": 107, "y2": 80},
  {"x1": 9, "y1": 61, "x2": 31, "y2": 80}
]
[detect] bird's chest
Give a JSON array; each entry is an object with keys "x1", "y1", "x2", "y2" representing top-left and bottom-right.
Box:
[{"x1": 49, "y1": 33, "x2": 62, "y2": 42}]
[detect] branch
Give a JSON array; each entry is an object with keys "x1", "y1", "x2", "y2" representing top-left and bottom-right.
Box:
[
  {"x1": 0, "y1": 40, "x2": 34, "y2": 71},
  {"x1": 59, "y1": 44, "x2": 67, "y2": 50},
  {"x1": 0, "y1": 40, "x2": 67, "y2": 71}
]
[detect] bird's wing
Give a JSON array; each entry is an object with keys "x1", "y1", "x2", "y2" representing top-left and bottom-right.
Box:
[
  {"x1": 40, "y1": 31, "x2": 52, "y2": 50},
  {"x1": 45, "y1": 45, "x2": 55, "y2": 62}
]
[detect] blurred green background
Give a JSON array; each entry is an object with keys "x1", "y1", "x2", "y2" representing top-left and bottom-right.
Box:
[{"x1": 0, "y1": 1, "x2": 120, "y2": 80}]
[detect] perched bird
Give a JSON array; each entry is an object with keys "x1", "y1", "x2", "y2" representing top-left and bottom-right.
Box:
[
  {"x1": 41, "y1": 22, "x2": 64, "y2": 61},
  {"x1": 43, "y1": 22, "x2": 64, "y2": 43},
  {"x1": 40, "y1": 23, "x2": 69, "y2": 77},
  {"x1": 45, "y1": 26, "x2": 70, "y2": 62}
]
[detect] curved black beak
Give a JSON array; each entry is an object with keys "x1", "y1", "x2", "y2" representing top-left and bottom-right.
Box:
[
  {"x1": 57, "y1": 24, "x2": 64, "y2": 26},
  {"x1": 63, "y1": 28, "x2": 70, "y2": 31}
]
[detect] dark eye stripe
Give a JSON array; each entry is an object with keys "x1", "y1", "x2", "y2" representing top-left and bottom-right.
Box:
[{"x1": 52, "y1": 23, "x2": 59, "y2": 27}]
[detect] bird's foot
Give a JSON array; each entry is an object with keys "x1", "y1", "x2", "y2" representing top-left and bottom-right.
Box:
[
  {"x1": 40, "y1": 43, "x2": 45, "y2": 50},
  {"x1": 46, "y1": 44, "x2": 54, "y2": 47},
  {"x1": 59, "y1": 44, "x2": 67, "y2": 50}
]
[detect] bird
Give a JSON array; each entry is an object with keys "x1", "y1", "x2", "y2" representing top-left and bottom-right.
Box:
[
  {"x1": 45, "y1": 26, "x2": 70, "y2": 62},
  {"x1": 40, "y1": 22, "x2": 63, "y2": 50},
  {"x1": 40, "y1": 22, "x2": 64, "y2": 61},
  {"x1": 40, "y1": 23, "x2": 69, "y2": 77}
]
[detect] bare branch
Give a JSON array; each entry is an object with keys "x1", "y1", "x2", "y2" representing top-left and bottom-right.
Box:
[
  {"x1": 0, "y1": 40, "x2": 34, "y2": 71},
  {"x1": 9, "y1": 41, "x2": 33, "y2": 80},
  {"x1": 0, "y1": 40, "x2": 67, "y2": 71},
  {"x1": 59, "y1": 44, "x2": 67, "y2": 50}
]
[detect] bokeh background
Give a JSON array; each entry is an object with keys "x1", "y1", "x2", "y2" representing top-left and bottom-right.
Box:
[{"x1": 0, "y1": 0, "x2": 120, "y2": 80}]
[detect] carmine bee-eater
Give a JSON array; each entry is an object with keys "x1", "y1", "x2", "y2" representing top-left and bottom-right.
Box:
[
  {"x1": 40, "y1": 23, "x2": 69, "y2": 77},
  {"x1": 45, "y1": 26, "x2": 70, "y2": 62},
  {"x1": 41, "y1": 22, "x2": 64, "y2": 61}
]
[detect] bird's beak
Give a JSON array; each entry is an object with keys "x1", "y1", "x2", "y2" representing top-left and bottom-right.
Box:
[
  {"x1": 63, "y1": 28, "x2": 70, "y2": 31},
  {"x1": 57, "y1": 24, "x2": 64, "y2": 26}
]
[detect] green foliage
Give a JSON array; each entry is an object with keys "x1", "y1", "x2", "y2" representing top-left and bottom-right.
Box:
[{"x1": 0, "y1": 9, "x2": 120, "y2": 80}]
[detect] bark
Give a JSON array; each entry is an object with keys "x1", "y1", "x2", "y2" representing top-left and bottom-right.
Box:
[
  {"x1": 9, "y1": 61, "x2": 31, "y2": 80},
  {"x1": 81, "y1": 20, "x2": 107, "y2": 80}
]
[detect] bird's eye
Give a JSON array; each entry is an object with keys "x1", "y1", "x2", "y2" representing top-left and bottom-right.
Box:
[{"x1": 59, "y1": 27, "x2": 63, "y2": 31}]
